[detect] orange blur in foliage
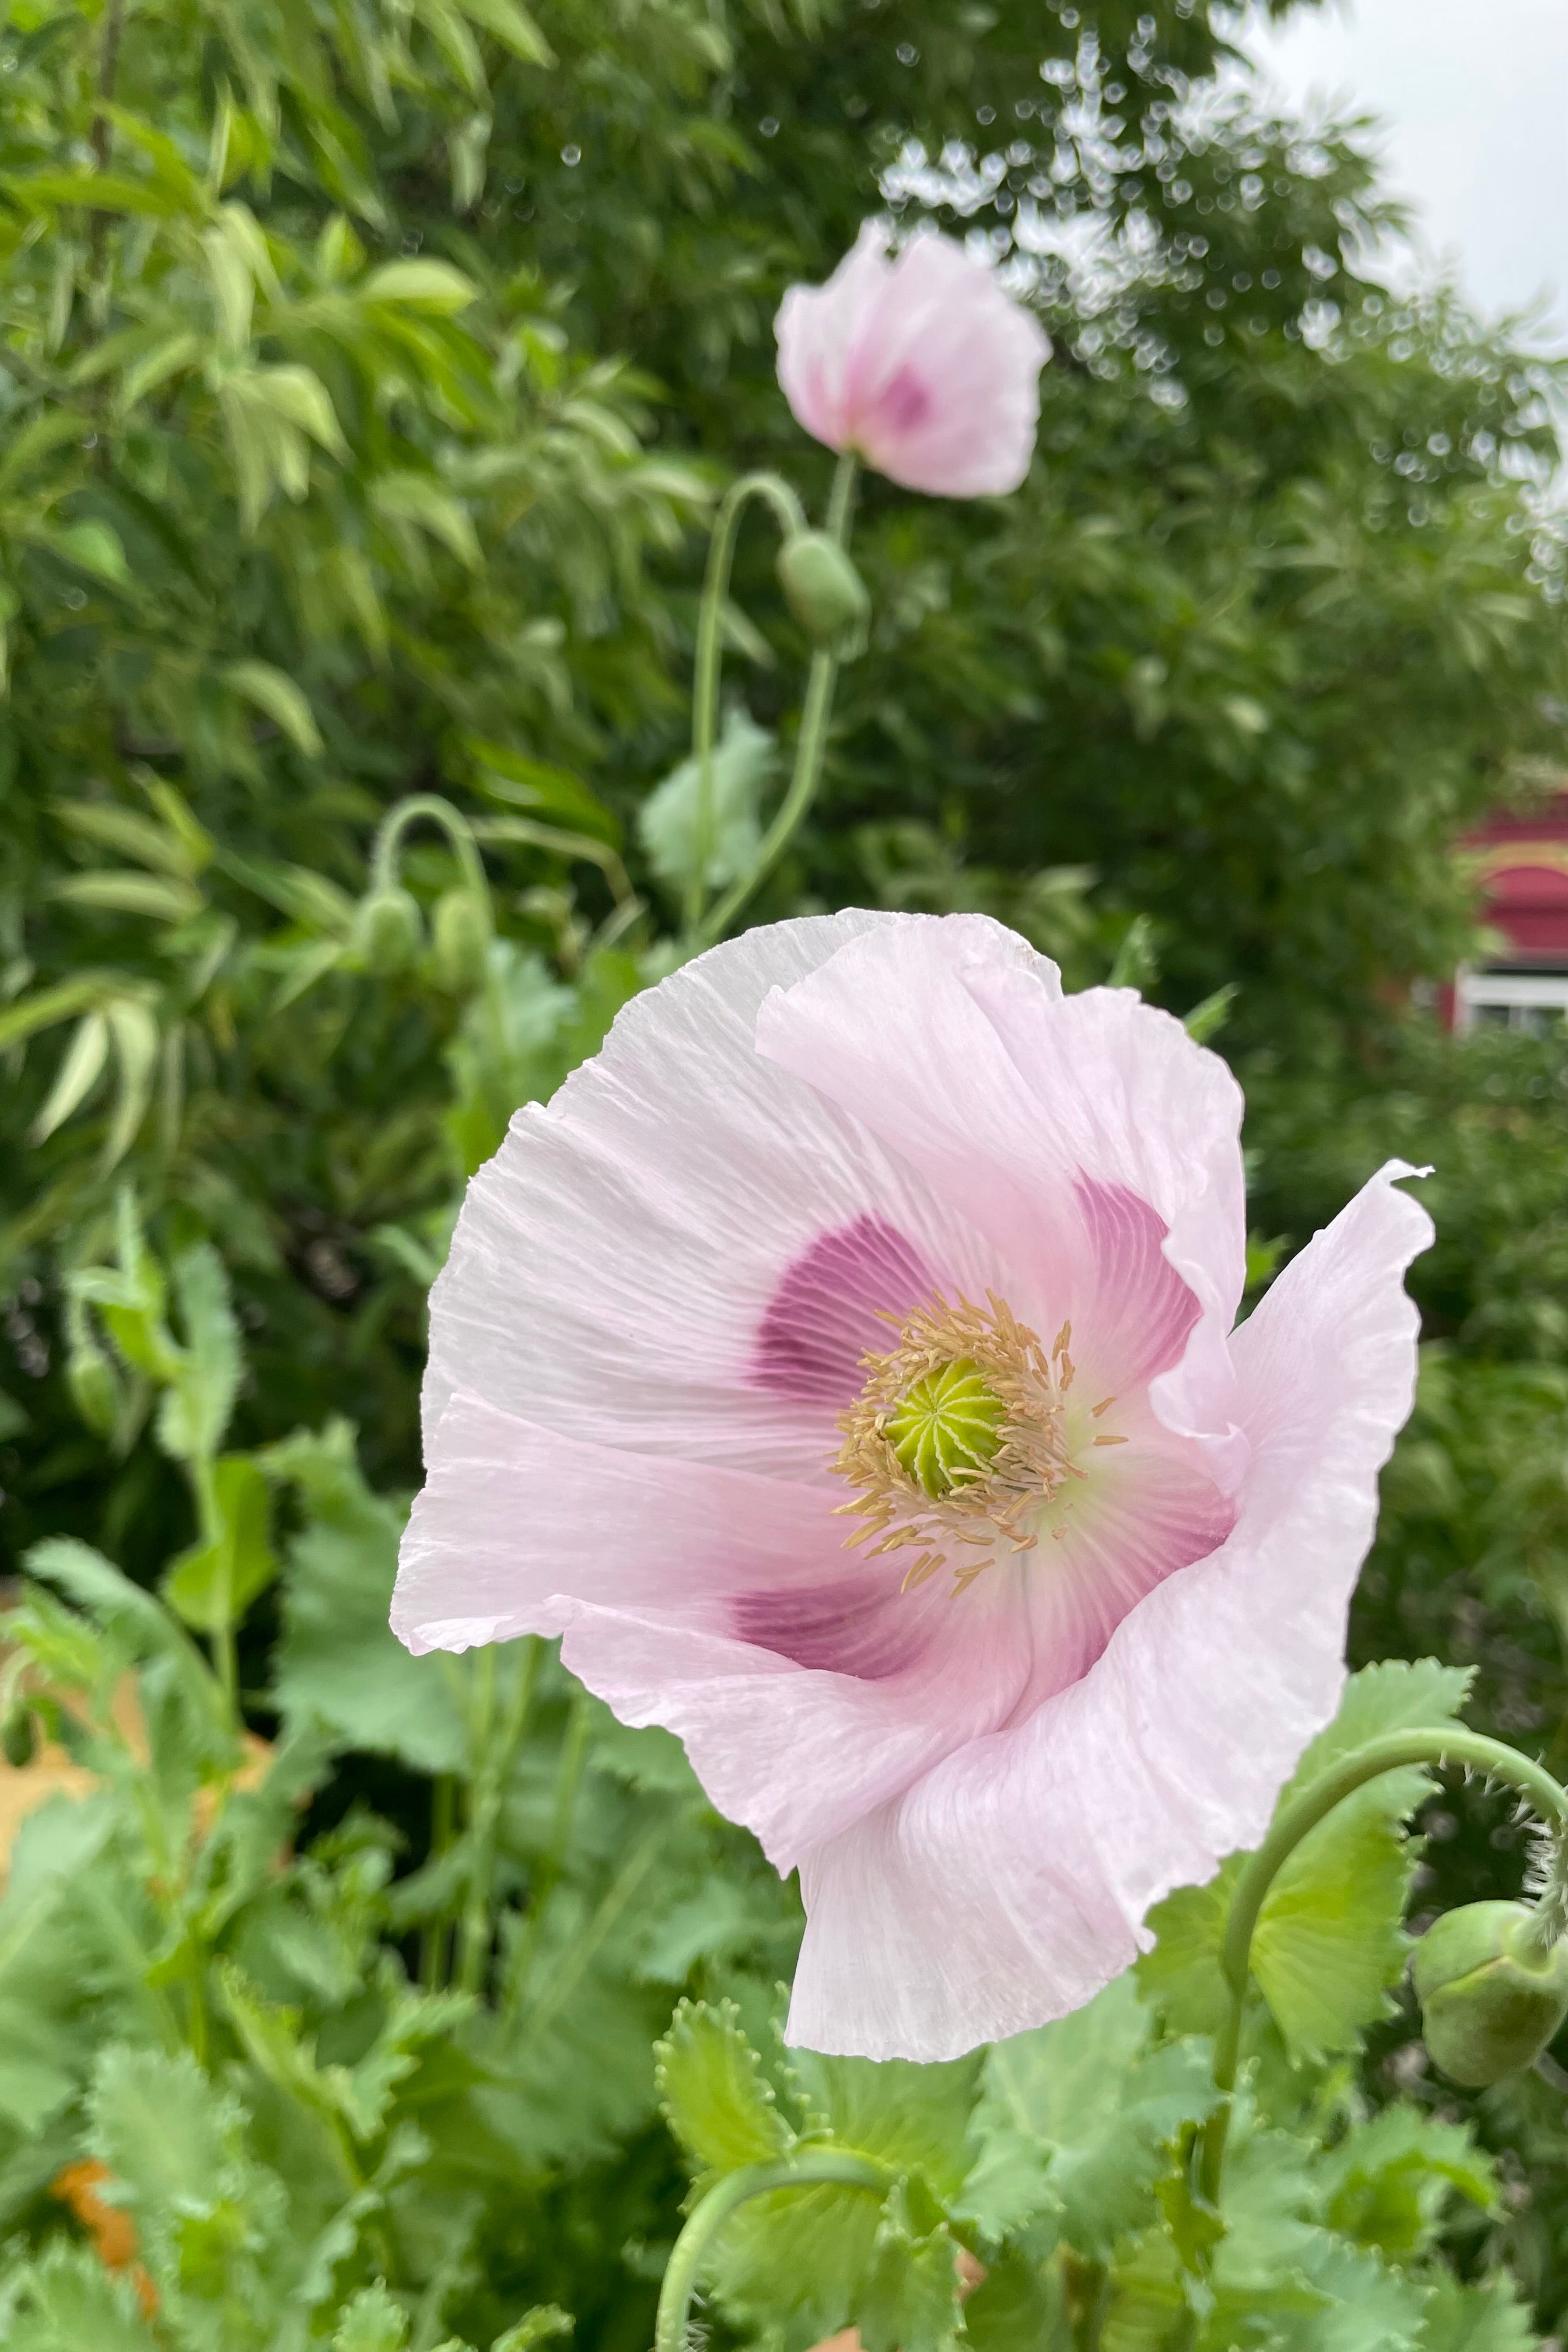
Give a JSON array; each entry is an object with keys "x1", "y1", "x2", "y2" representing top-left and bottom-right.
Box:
[{"x1": 51, "y1": 2158, "x2": 159, "y2": 2318}]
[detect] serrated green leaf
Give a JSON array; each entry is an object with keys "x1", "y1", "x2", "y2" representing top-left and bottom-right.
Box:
[
  {"x1": 88, "y1": 2042, "x2": 242, "y2": 2225},
  {"x1": 333, "y1": 2282, "x2": 410, "y2": 2351},
  {"x1": 656, "y1": 1997, "x2": 793, "y2": 2174},
  {"x1": 1140, "y1": 1661, "x2": 1473, "y2": 2060},
  {"x1": 1320, "y1": 2108, "x2": 1495, "y2": 2261},
  {"x1": 856, "y1": 2178, "x2": 963, "y2": 2352},
  {"x1": 637, "y1": 706, "x2": 775, "y2": 895},
  {"x1": 1420, "y1": 2276, "x2": 1539, "y2": 2352},
  {"x1": 965, "y1": 1974, "x2": 1212, "y2": 2256},
  {"x1": 1, "y1": 2242, "x2": 160, "y2": 2352}
]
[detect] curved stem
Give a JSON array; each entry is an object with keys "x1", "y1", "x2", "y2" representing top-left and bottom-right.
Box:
[
  {"x1": 694, "y1": 449, "x2": 860, "y2": 949},
  {"x1": 370, "y1": 792, "x2": 490, "y2": 901},
  {"x1": 1198, "y1": 1727, "x2": 1568, "y2": 2206},
  {"x1": 687, "y1": 471, "x2": 810, "y2": 937},
  {"x1": 654, "y1": 2151, "x2": 891, "y2": 2352}
]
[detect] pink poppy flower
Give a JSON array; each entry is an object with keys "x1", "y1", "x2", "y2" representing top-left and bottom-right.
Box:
[
  {"x1": 775, "y1": 224, "x2": 1049, "y2": 497},
  {"x1": 392, "y1": 912, "x2": 1430, "y2": 2062}
]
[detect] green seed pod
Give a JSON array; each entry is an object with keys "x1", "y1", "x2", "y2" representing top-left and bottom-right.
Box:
[
  {"x1": 776, "y1": 530, "x2": 872, "y2": 651},
  {"x1": 431, "y1": 887, "x2": 493, "y2": 993},
  {"x1": 886, "y1": 1357, "x2": 1006, "y2": 1499},
  {"x1": 351, "y1": 884, "x2": 424, "y2": 976},
  {"x1": 1413, "y1": 1900, "x2": 1568, "y2": 2086},
  {"x1": 67, "y1": 1331, "x2": 121, "y2": 1441},
  {"x1": 1, "y1": 1704, "x2": 37, "y2": 1769}
]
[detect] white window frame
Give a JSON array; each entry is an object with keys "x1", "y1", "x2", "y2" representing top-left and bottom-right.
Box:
[{"x1": 1455, "y1": 966, "x2": 1568, "y2": 1034}]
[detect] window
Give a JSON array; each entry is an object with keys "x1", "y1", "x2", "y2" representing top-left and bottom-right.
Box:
[{"x1": 1455, "y1": 967, "x2": 1568, "y2": 1037}]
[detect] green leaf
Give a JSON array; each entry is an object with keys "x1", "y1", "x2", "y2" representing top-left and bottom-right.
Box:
[
  {"x1": 0, "y1": 974, "x2": 110, "y2": 1051},
  {"x1": 637, "y1": 707, "x2": 775, "y2": 894},
  {"x1": 51, "y1": 871, "x2": 202, "y2": 921},
  {"x1": 655, "y1": 1997, "x2": 794, "y2": 2175},
  {"x1": 1139, "y1": 1661, "x2": 1473, "y2": 2059},
  {"x1": 491, "y1": 2308, "x2": 574, "y2": 2352},
  {"x1": 223, "y1": 659, "x2": 324, "y2": 757},
  {"x1": 29, "y1": 1009, "x2": 109, "y2": 1142},
  {"x1": 1319, "y1": 2108, "x2": 1496, "y2": 2262},
  {"x1": 856, "y1": 2178, "x2": 963, "y2": 2352},
  {"x1": 163, "y1": 1453, "x2": 278, "y2": 1633},
  {"x1": 156, "y1": 1242, "x2": 242, "y2": 1464},
  {"x1": 54, "y1": 518, "x2": 129, "y2": 583},
  {"x1": 965, "y1": 1972, "x2": 1213, "y2": 2255},
  {"x1": 1419, "y1": 2276, "x2": 1539, "y2": 2352},
  {"x1": 467, "y1": 738, "x2": 621, "y2": 846},
  {"x1": 333, "y1": 2283, "x2": 410, "y2": 2352},
  {"x1": 104, "y1": 998, "x2": 160, "y2": 1167},
  {"x1": 362, "y1": 258, "x2": 478, "y2": 312},
  {"x1": 267, "y1": 1420, "x2": 466, "y2": 1773},
  {"x1": 88, "y1": 2042, "x2": 243, "y2": 2229},
  {"x1": 453, "y1": 0, "x2": 554, "y2": 65},
  {"x1": 372, "y1": 471, "x2": 481, "y2": 568},
  {"x1": 1, "y1": 2244, "x2": 160, "y2": 2352}
]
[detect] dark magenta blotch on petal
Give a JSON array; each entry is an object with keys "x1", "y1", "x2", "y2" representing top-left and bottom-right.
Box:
[
  {"x1": 733, "y1": 1577, "x2": 923, "y2": 1681},
  {"x1": 752, "y1": 1214, "x2": 936, "y2": 1404},
  {"x1": 1074, "y1": 1177, "x2": 1202, "y2": 1391},
  {"x1": 870, "y1": 363, "x2": 933, "y2": 435}
]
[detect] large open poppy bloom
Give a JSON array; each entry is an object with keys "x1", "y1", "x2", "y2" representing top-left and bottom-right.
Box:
[
  {"x1": 775, "y1": 223, "x2": 1049, "y2": 498},
  {"x1": 393, "y1": 912, "x2": 1430, "y2": 2060}
]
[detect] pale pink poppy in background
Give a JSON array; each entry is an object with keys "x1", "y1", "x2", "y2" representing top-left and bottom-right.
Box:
[
  {"x1": 393, "y1": 911, "x2": 1430, "y2": 2062},
  {"x1": 775, "y1": 225, "x2": 1050, "y2": 497}
]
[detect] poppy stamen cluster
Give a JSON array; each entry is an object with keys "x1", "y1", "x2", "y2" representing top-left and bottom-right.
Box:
[{"x1": 830, "y1": 1292, "x2": 1110, "y2": 1596}]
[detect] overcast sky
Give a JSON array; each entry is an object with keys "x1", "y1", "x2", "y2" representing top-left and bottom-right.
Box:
[{"x1": 1241, "y1": 0, "x2": 1568, "y2": 350}]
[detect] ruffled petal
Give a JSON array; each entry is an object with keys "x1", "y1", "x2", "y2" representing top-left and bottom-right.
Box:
[
  {"x1": 784, "y1": 1163, "x2": 1431, "y2": 2059},
  {"x1": 424, "y1": 912, "x2": 1040, "y2": 1482}
]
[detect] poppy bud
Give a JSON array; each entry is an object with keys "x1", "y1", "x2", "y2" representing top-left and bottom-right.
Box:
[
  {"x1": 67, "y1": 1332, "x2": 121, "y2": 1441},
  {"x1": 2, "y1": 1704, "x2": 37, "y2": 1769},
  {"x1": 432, "y1": 887, "x2": 492, "y2": 993},
  {"x1": 776, "y1": 530, "x2": 871, "y2": 652},
  {"x1": 1413, "y1": 1900, "x2": 1568, "y2": 2086},
  {"x1": 352, "y1": 885, "x2": 423, "y2": 976}
]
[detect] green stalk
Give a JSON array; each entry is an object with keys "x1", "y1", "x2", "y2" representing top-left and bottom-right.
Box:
[
  {"x1": 1198, "y1": 1726, "x2": 1568, "y2": 2206},
  {"x1": 654, "y1": 2152, "x2": 891, "y2": 2352},
  {"x1": 370, "y1": 792, "x2": 490, "y2": 900},
  {"x1": 694, "y1": 449, "x2": 859, "y2": 950},
  {"x1": 684, "y1": 470, "x2": 810, "y2": 939},
  {"x1": 419, "y1": 1772, "x2": 457, "y2": 1989},
  {"x1": 505, "y1": 1684, "x2": 594, "y2": 2011},
  {"x1": 455, "y1": 1636, "x2": 542, "y2": 1996}
]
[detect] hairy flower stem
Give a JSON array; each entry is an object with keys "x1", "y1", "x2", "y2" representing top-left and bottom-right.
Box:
[
  {"x1": 690, "y1": 451, "x2": 859, "y2": 949},
  {"x1": 370, "y1": 792, "x2": 491, "y2": 902},
  {"x1": 654, "y1": 2152, "x2": 892, "y2": 2352},
  {"x1": 684, "y1": 470, "x2": 810, "y2": 939},
  {"x1": 456, "y1": 1636, "x2": 542, "y2": 1995},
  {"x1": 1198, "y1": 1726, "x2": 1568, "y2": 2207}
]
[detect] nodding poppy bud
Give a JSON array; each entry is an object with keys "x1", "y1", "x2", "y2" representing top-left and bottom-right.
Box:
[
  {"x1": 352, "y1": 885, "x2": 423, "y2": 976},
  {"x1": 66, "y1": 1331, "x2": 121, "y2": 1441},
  {"x1": 1, "y1": 1704, "x2": 37, "y2": 1769},
  {"x1": 431, "y1": 887, "x2": 492, "y2": 993},
  {"x1": 776, "y1": 530, "x2": 871, "y2": 652},
  {"x1": 1413, "y1": 1900, "x2": 1568, "y2": 2086}
]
